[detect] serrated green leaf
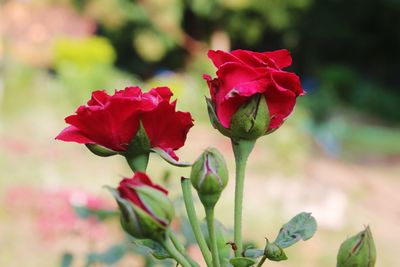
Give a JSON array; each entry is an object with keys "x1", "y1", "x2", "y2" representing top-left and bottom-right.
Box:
[
  {"x1": 243, "y1": 248, "x2": 264, "y2": 259},
  {"x1": 274, "y1": 212, "x2": 317, "y2": 248},
  {"x1": 86, "y1": 244, "x2": 126, "y2": 266},
  {"x1": 230, "y1": 257, "x2": 256, "y2": 267},
  {"x1": 151, "y1": 147, "x2": 191, "y2": 167}
]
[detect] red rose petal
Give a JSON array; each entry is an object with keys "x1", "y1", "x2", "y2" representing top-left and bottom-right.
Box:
[
  {"x1": 55, "y1": 126, "x2": 95, "y2": 144},
  {"x1": 263, "y1": 49, "x2": 292, "y2": 69},
  {"x1": 207, "y1": 50, "x2": 243, "y2": 68},
  {"x1": 141, "y1": 101, "x2": 193, "y2": 159}
]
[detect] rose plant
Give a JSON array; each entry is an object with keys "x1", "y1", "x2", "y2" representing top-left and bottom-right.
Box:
[{"x1": 57, "y1": 49, "x2": 376, "y2": 267}]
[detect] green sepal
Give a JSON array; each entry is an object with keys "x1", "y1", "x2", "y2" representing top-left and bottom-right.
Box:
[
  {"x1": 134, "y1": 186, "x2": 175, "y2": 226},
  {"x1": 205, "y1": 97, "x2": 232, "y2": 137},
  {"x1": 127, "y1": 122, "x2": 151, "y2": 154},
  {"x1": 274, "y1": 212, "x2": 317, "y2": 248},
  {"x1": 230, "y1": 94, "x2": 270, "y2": 140},
  {"x1": 151, "y1": 147, "x2": 191, "y2": 167},
  {"x1": 264, "y1": 241, "x2": 287, "y2": 262},
  {"x1": 130, "y1": 205, "x2": 168, "y2": 240},
  {"x1": 133, "y1": 239, "x2": 172, "y2": 260},
  {"x1": 229, "y1": 257, "x2": 256, "y2": 267},
  {"x1": 104, "y1": 186, "x2": 167, "y2": 240},
  {"x1": 85, "y1": 144, "x2": 118, "y2": 157},
  {"x1": 125, "y1": 123, "x2": 151, "y2": 172},
  {"x1": 337, "y1": 226, "x2": 376, "y2": 267}
]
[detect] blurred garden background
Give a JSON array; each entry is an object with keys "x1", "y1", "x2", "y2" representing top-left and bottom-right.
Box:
[{"x1": 1, "y1": 0, "x2": 400, "y2": 266}]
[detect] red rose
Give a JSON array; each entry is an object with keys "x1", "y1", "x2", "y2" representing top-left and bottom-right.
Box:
[
  {"x1": 204, "y1": 49, "x2": 305, "y2": 134},
  {"x1": 118, "y1": 172, "x2": 169, "y2": 225},
  {"x1": 56, "y1": 86, "x2": 193, "y2": 160}
]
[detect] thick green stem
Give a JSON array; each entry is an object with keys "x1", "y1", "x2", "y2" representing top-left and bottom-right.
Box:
[
  {"x1": 181, "y1": 178, "x2": 213, "y2": 267},
  {"x1": 125, "y1": 153, "x2": 149, "y2": 172},
  {"x1": 205, "y1": 207, "x2": 220, "y2": 267},
  {"x1": 231, "y1": 139, "x2": 256, "y2": 257},
  {"x1": 161, "y1": 238, "x2": 192, "y2": 267},
  {"x1": 256, "y1": 255, "x2": 267, "y2": 267},
  {"x1": 168, "y1": 230, "x2": 199, "y2": 267}
]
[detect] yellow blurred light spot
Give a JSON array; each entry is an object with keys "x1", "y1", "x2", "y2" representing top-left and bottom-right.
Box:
[{"x1": 133, "y1": 31, "x2": 166, "y2": 62}]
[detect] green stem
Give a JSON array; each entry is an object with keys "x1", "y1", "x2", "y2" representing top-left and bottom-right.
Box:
[
  {"x1": 181, "y1": 178, "x2": 213, "y2": 267},
  {"x1": 231, "y1": 139, "x2": 256, "y2": 257},
  {"x1": 205, "y1": 207, "x2": 220, "y2": 267},
  {"x1": 125, "y1": 153, "x2": 149, "y2": 172},
  {"x1": 168, "y1": 230, "x2": 199, "y2": 267},
  {"x1": 256, "y1": 255, "x2": 267, "y2": 267},
  {"x1": 160, "y1": 238, "x2": 192, "y2": 267}
]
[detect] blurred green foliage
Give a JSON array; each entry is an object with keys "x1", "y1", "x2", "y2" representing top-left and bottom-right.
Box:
[
  {"x1": 51, "y1": 37, "x2": 140, "y2": 104},
  {"x1": 65, "y1": 0, "x2": 400, "y2": 125},
  {"x1": 53, "y1": 37, "x2": 116, "y2": 68}
]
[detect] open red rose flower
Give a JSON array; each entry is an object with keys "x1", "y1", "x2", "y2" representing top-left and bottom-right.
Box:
[
  {"x1": 204, "y1": 49, "x2": 305, "y2": 137},
  {"x1": 56, "y1": 86, "x2": 193, "y2": 163}
]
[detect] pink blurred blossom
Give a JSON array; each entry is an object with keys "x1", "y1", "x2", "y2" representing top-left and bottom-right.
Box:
[{"x1": 4, "y1": 186, "x2": 115, "y2": 240}]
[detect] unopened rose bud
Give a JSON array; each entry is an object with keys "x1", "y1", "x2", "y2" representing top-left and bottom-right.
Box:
[
  {"x1": 230, "y1": 94, "x2": 269, "y2": 140},
  {"x1": 264, "y1": 241, "x2": 287, "y2": 262},
  {"x1": 107, "y1": 172, "x2": 174, "y2": 240},
  {"x1": 337, "y1": 226, "x2": 376, "y2": 267},
  {"x1": 190, "y1": 148, "x2": 228, "y2": 208}
]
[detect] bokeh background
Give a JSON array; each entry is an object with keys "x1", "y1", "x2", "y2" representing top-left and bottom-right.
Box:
[{"x1": 1, "y1": 0, "x2": 399, "y2": 266}]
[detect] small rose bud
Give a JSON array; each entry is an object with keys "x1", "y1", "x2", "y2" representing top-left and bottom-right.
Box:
[
  {"x1": 230, "y1": 93, "x2": 270, "y2": 140},
  {"x1": 337, "y1": 226, "x2": 376, "y2": 267},
  {"x1": 264, "y1": 241, "x2": 287, "y2": 262},
  {"x1": 190, "y1": 148, "x2": 228, "y2": 208},
  {"x1": 107, "y1": 172, "x2": 174, "y2": 240}
]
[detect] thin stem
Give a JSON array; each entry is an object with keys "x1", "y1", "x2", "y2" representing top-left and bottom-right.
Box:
[
  {"x1": 231, "y1": 139, "x2": 256, "y2": 257},
  {"x1": 181, "y1": 178, "x2": 213, "y2": 267},
  {"x1": 168, "y1": 230, "x2": 199, "y2": 267},
  {"x1": 256, "y1": 255, "x2": 267, "y2": 267},
  {"x1": 205, "y1": 207, "x2": 220, "y2": 267},
  {"x1": 161, "y1": 238, "x2": 192, "y2": 267}
]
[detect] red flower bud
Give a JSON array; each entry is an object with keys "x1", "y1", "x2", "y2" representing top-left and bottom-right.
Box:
[{"x1": 108, "y1": 172, "x2": 174, "y2": 240}]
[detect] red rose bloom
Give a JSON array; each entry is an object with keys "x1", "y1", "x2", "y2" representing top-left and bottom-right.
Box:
[
  {"x1": 117, "y1": 172, "x2": 168, "y2": 224},
  {"x1": 204, "y1": 49, "x2": 305, "y2": 133},
  {"x1": 56, "y1": 86, "x2": 193, "y2": 160}
]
